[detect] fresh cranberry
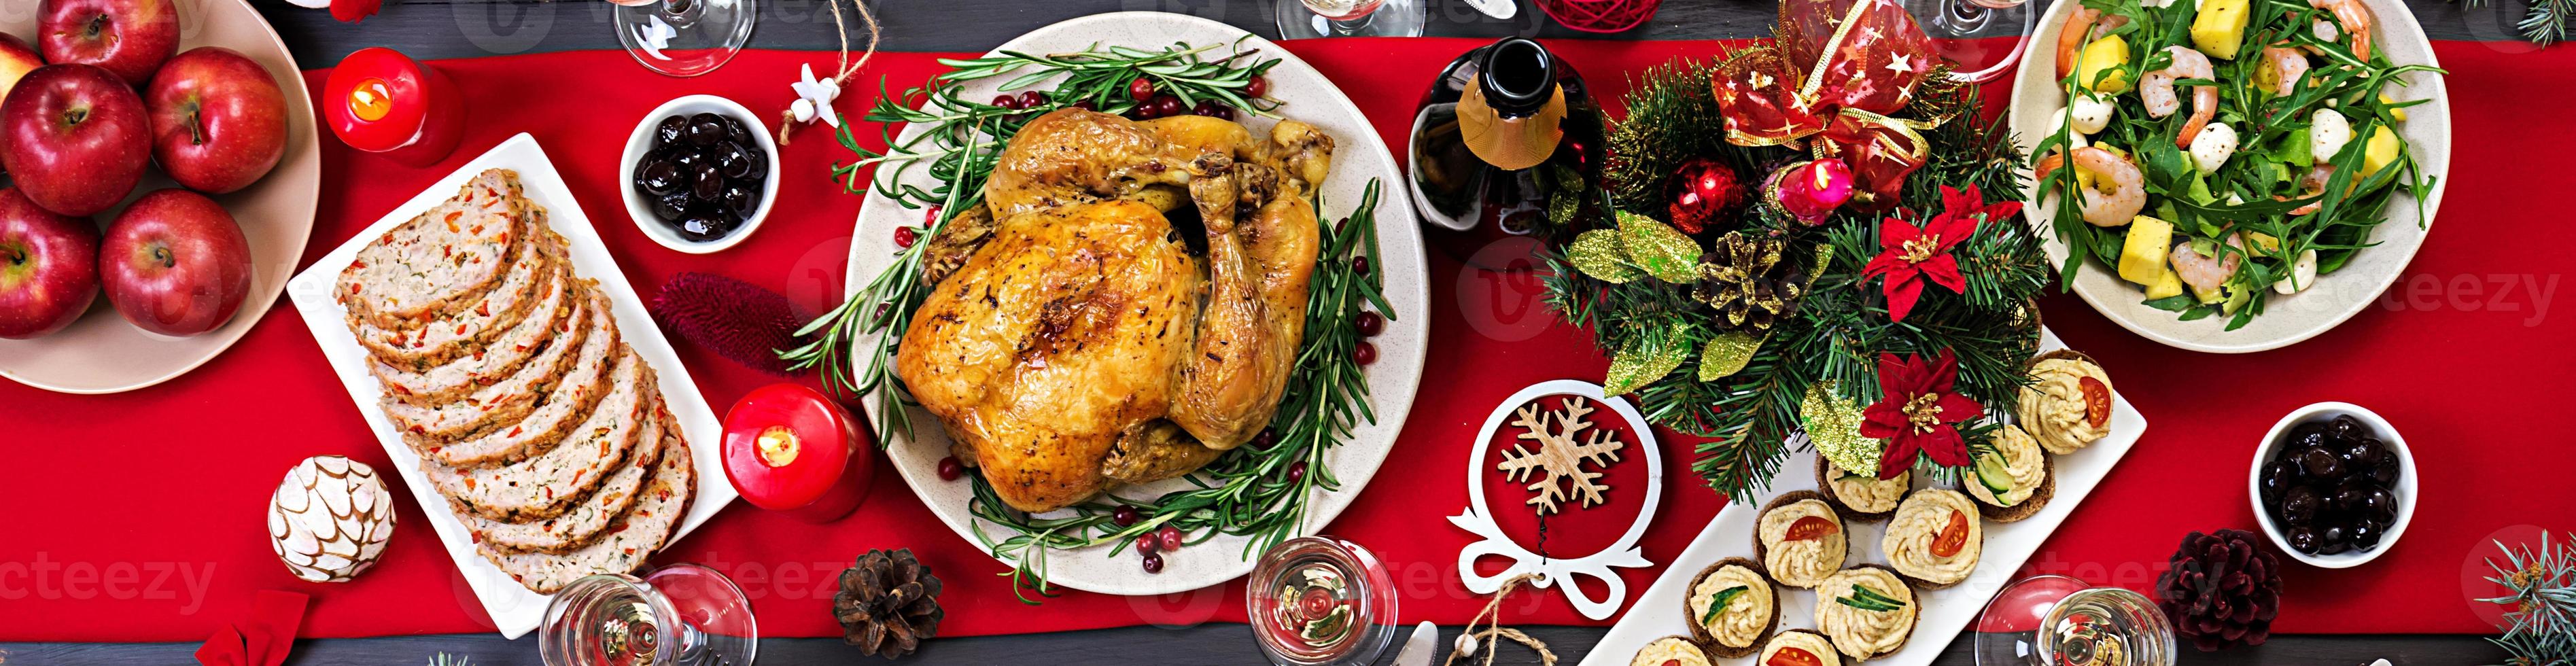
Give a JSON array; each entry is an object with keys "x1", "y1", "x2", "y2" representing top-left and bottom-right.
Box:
[
  {"x1": 1136, "y1": 533, "x2": 1159, "y2": 555},
  {"x1": 1112, "y1": 505, "x2": 1140, "y2": 527},
  {"x1": 893, "y1": 226, "x2": 918, "y2": 249},
  {"x1": 937, "y1": 456, "x2": 963, "y2": 481},
  {"x1": 1355, "y1": 311, "x2": 1384, "y2": 337},
  {"x1": 991, "y1": 94, "x2": 1020, "y2": 110},
  {"x1": 1141, "y1": 552, "x2": 1164, "y2": 574},
  {"x1": 924, "y1": 205, "x2": 943, "y2": 225},
  {"x1": 1353, "y1": 341, "x2": 1377, "y2": 366},
  {"x1": 1129, "y1": 76, "x2": 1157, "y2": 102},
  {"x1": 1351, "y1": 256, "x2": 1372, "y2": 275},
  {"x1": 1287, "y1": 461, "x2": 1308, "y2": 485},
  {"x1": 1017, "y1": 90, "x2": 1047, "y2": 109},
  {"x1": 1157, "y1": 525, "x2": 1184, "y2": 552},
  {"x1": 1150, "y1": 94, "x2": 1184, "y2": 118},
  {"x1": 1191, "y1": 101, "x2": 1236, "y2": 120},
  {"x1": 1071, "y1": 100, "x2": 1097, "y2": 111},
  {"x1": 1251, "y1": 429, "x2": 1276, "y2": 449},
  {"x1": 1245, "y1": 75, "x2": 1270, "y2": 99}
]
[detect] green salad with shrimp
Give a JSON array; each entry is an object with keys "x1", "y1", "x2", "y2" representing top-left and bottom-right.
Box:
[{"x1": 2032, "y1": 0, "x2": 2441, "y2": 329}]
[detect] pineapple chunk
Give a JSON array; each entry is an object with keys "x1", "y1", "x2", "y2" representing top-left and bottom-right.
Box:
[
  {"x1": 2382, "y1": 93, "x2": 2408, "y2": 121},
  {"x1": 2244, "y1": 232, "x2": 2281, "y2": 253},
  {"x1": 2117, "y1": 215, "x2": 2174, "y2": 285},
  {"x1": 2191, "y1": 0, "x2": 2252, "y2": 59},
  {"x1": 2145, "y1": 266, "x2": 2187, "y2": 299},
  {"x1": 2362, "y1": 126, "x2": 2402, "y2": 177},
  {"x1": 2193, "y1": 281, "x2": 2228, "y2": 304},
  {"x1": 2076, "y1": 35, "x2": 2132, "y2": 94}
]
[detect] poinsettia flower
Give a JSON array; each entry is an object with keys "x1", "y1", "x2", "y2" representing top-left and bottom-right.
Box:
[
  {"x1": 1858, "y1": 184, "x2": 2017, "y2": 322},
  {"x1": 1858, "y1": 347, "x2": 1983, "y2": 480},
  {"x1": 330, "y1": 0, "x2": 381, "y2": 23}
]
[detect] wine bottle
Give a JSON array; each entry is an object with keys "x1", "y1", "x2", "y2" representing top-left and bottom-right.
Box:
[{"x1": 1407, "y1": 37, "x2": 1606, "y2": 270}]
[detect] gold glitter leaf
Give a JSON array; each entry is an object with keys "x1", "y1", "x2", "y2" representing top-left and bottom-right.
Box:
[
  {"x1": 1698, "y1": 330, "x2": 1764, "y2": 381},
  {"x1": 1567, "y1": 229, "x2": 1644, "y2": 283},
  {"x1": 1801, "y1": 381, "x2": 1887, "y2": 476},
  {"x1": 1617, "y1": 211, "x2": 1703, "y2": 283},
  {"x1": 1603, "y1": 321, "x2": 1690, "y2": 396}
]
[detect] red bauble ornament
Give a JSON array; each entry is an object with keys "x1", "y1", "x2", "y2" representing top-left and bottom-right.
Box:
[{"x1": 1666, "y1": 156, "x2": 1746, "y2": 234}]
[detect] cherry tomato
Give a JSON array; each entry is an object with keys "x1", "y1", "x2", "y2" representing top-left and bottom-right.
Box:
[
  {"x1": 1783, "y1": 514, "x2": 1839, "y2": 542},
  {"x1": 1930, "y1": 510, "x2": 1970, "y2": 557}
]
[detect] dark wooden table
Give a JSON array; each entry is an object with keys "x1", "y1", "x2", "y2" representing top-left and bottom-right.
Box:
[{"x1": 7, "y1": 1, "x2": 2522, "y2": 663}]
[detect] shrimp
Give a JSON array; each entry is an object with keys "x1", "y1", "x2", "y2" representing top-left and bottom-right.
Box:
[
  {"x1": 2168, "y1": 235, "x2": 2245, "y2": 292},
  {"x1": 2280, "y1": 164, "x2": 2338, "y2": 215},
  {"x1": 2056, "y1": 7, "x2": 2100, "y2": 77},
  {"x1": 2310, "y1": 0, "x2": 2374, "y2": 60},
  {"x1": 2256, "y1": 46, "x2": 2310, "y2": 97},
  {"x1": 2141, "y1": 46, "x2": 2218, "y2": 148},
  {"x1": 2071, "y1": 147, "x2": 2145, "y2": 227}
]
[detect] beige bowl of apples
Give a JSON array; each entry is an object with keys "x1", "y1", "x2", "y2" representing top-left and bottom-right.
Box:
[{"x1": 0, "y1": 0, "x2": 320, "y2": 393}]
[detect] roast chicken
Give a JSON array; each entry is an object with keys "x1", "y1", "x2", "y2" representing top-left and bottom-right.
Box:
[{"x1": 895, "y1": 109, "x2": 1336, "y2": 512}]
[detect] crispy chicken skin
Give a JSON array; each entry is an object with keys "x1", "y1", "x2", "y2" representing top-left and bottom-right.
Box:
[{"x1": 897, "y1": 109, "x2": 1335, "y2": 512}]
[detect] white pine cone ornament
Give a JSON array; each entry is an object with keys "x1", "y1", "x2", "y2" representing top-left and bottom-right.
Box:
[{"x1": 268, "y1": 455, "x2": 397, "y2": 582}]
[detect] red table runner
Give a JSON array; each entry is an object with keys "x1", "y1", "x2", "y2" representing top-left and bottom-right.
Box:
[{"x1": 1, "y1": 38, "x2": 2568, "y2": 642}]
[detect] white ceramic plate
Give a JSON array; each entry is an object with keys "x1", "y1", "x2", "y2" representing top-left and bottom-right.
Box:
[
  {"x1": 1578, "y1": 330, "x2": 2148, "y2": 666},
  {"x1": 285, "y1": 134, "x2": 735, "y2": 638},
  {"x1": 0, "y1": 0, "x2": 323, "y2": 393},
  {"x1": 841, "y1": 12, "x2": 1430, "y2": 596},
  {"x1": 2006, "y1": 0, "x2": 2450, "y2": 353}
]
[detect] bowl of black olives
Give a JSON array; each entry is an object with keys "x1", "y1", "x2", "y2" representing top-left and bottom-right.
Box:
[
  {"x1": 2250, "y1": 402, "x2": 2416, "y2": 567},
  {"x1": 619, "y1": 95, "x2": 779, "y2": 253}
]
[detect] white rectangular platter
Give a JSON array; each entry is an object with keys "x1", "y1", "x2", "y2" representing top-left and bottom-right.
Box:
[
  {"x1": 1579, "y1": 328, "x2": 2146, "y2": 666},
  {"x1": 285, "y1": 133, "x2": 735, "y2": 639}
]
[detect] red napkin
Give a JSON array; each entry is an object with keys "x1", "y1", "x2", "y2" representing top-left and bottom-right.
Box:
[{"x1": 193, "y1": 591, "x2": 309, "y2": 666}]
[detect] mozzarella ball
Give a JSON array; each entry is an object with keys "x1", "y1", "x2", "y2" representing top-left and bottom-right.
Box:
[
  {"x1": 2310, "y1": 109, "x2": 2352, "y2": 164},
  {"x1": 2069, "y1": 94, "x2": 2114, "y2": 135},
  {"x1": 2272, "y1": 249, "x2": 2320, "y2": 294},
  {"x1": 2190, "y1": 122, "x2": 2240, "y2": 174}
]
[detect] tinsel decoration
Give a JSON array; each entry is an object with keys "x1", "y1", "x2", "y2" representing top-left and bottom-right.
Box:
[
  {"x1": 651, "y1": 271, "x2": 812, "y2": 376},
  {"x1": 836, "y1": 548, "x2": 945, "y2": 659},
  {"x1": 1666, "y1": 156, "x2": 1747, "y2": 234},
  {"x1": 2479, "y1": 531, "x2": 2576, "y2": 665},
  {"x1": 1800, "y1": 382, "x2": 1882, "y2": 475},
  {"x1": 1691, "y1": 232, "x2": 1805, "y2": 332},
  {"x1": 2153, "y1": 529, "x2": 2283, "y2": 652}
]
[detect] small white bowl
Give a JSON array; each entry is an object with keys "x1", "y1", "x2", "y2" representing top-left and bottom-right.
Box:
[
  {"x1": 618, "y1": 94, "x2": 781, "y2": 254},
  {"x1": 2247, "y1": 402, "x2": 2418, "y2": 568}
]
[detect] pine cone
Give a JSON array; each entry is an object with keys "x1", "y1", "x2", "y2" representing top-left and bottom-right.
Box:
[
  {"x1": 835, "y1": 548, "x2": 945, "y2": 659},
  {"x1": 1691, "y1": 232, "x2": 1805, "y2": 332},
  {"x1": 2154, "y1": 529, "x2": 2283, "y2": 651}
]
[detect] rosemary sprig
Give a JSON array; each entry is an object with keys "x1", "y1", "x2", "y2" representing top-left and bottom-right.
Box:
[{"x1": 970, "y1": 181, "x2": 1389, "y2": 603}]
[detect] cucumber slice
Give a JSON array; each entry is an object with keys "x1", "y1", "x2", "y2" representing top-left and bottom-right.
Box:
[{"x1": 1974, "y1": 454, "x2": 2015, "y2": 496}]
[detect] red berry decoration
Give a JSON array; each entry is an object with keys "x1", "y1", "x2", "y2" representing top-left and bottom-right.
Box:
[
  {"x1": 1287, "y1": 461, "x2": 1308, "y2": 485},
  {"x1": 1017, "y1": 90, "x2": 1047, "y2": 109},
  {"x1": 893, "y1": 226, "x2": 918, "y2": 249},
  {"x1": 1136, "y1": 533, "x2": 1160, "y2": 555},
  {"x1": 923, "y1": 205, "x2": 943, "y2": 225},
  {"x1": 1128, "y1": 77, "x2": 1157, "y2": 102},
  {"x1": 1244, "y1": 74, "x2": 1270, "y2": 99},
  {"x1": 1141, "y1": 552, "x2": 1164, "y2": 574},
  {"x1": 1071, "y1": 100, "x2": 1096, "y2": 111},
  {"x1": 991, "y1": 94, "x2": 1020, "y2": 110},
  {"x1": 1151, "y1": 94, "x2": 1185, "y2": 119},
  {"x1": 1156, "y1": 525, "x2": 1184, "y2": 552},
  {"x1": 1666, "y1": 156, "x2": 1746, "y2": 235},
  {"x1": 937, "y1": 455, "x2": 963, "y2": 481},
  {"x1": 2155, "y1": 529, "x2": 2282, "y2": 651},
  {"x1": 1112, "y1": 505, "x2": 1140, "y2": 527},
  {"x1": 1354, "y1": 311, "x2": 1384, "y2": 337},
  {"x1": 1351, "y1": 256, "x2": 1372, "y2": 275},
  {"x1": 1251, "y1": 429, "x2": 1277, "y2": 449},
  {"x1": 1353, "y1": 341, "x2": 1377, "y2": 366}
]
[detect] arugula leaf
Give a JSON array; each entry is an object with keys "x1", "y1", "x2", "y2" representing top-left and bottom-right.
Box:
[{"x1": 2141, "y1": 294, "x2": 2198, "y2": 312}]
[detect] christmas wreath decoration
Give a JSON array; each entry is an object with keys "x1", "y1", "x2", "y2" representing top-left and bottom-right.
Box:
[{"x1": 1539, "y1": 0, "x2": 2053, "y2": 502}]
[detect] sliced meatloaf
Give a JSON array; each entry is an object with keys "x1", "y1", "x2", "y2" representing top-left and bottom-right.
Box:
[
  {"x1": 464, "y1": 408, "x2": 671, "y2": 555},
  {"x1": 351, "y1": 215, "x2": 557, "y2": 367},
  {"x1": 368, "y1": 243, "x2": 577, "y2": 407},
  {"x1": 481, "y1": 418, "x2": 696, "y2": 594},
  {"x1": 406, "y1": 287, "x2": 623, "y2": 469},
  {"x1": 337, "y1": 169, "x2": 534, "y2": 328},
  {"x1": 381, "y1": 282, "x2": 597, "y2": 440},
  {"x1": 423, "y1": 351, "x2": 654, "y2": 523}
]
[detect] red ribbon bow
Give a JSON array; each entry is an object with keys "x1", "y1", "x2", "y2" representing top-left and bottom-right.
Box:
[
  {"x1": 1711, "y1": 0, "x2": 1941, "y2": 211},
  {"x1": 194, "y1": 591, "x2": 309, "y2": 666}
]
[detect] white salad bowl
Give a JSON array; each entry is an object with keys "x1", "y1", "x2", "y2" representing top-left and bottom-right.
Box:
[
  {"x1": 2247, "y1": 402, "x2": 2417, "y2": 568},
  {"x1": 617, "y1": 94, "x2": 781, "y2": 254}
]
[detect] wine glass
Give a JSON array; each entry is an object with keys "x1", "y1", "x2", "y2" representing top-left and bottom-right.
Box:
[
  {"x1": 541, "y1": 564, "x2": 758, "y2": 666},
  {"x1": 1248, "y1": 536, "x2": 1401, "y2": 666},
  {"x1": 612, "y1": 0, "x2": 758, "y2": 77},
  {"x1": 1272, "y1": 0, "x2": 1427, "y2": 38},
  {"x1": 1901, "y1": 0, "x2": 2037, "y2": 83},
  {"x1": 1972, "y1": 575, "x2": 2176, "y2": 666}
]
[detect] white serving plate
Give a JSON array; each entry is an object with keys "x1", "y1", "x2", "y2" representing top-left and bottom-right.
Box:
[
  {"x1": 1579, "y1": 329, "x2": 2147, "y2": 666},
  {"x1": 2006, "y1": 0, "x2": 2450, "y2": 353},
  {"x1": 841, "y1": 12, "x2": 1430, "y2": 596},
  {"x1": 285, "y1": 134, "x2": 735, "y2": 639}
]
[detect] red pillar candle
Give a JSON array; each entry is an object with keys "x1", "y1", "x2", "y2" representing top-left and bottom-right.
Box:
[
  {"x1": 322, "y1": 48, "x2": 465, "y2": 167},
  {"x1": 721, "y1": 383, "x2": 873, "y2": 523}
]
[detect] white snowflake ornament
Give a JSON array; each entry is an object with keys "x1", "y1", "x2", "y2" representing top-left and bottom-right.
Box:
[
  {"x1": 790, "y1": 63, "x2": 843, "y2": 128},
  {"x1": 268, "y1": 455, "x2": 396, "y2": 582},
  {"x1": 1447, "y1": 380, "x2": 1663, "y2": 620}
]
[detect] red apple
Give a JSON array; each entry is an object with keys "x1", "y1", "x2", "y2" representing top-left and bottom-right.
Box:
[
  {"x1": 0, "y1": 34, "x2": 44, "y2": 175},
  {"x1": 148, "y1": 47, "x2": 286, "y2": 194},
  {"x1": 1, "y1": 64, "x2": 151, "y2": 217},
  {"x1": 100, "y1": 189, "x2": 249, "y2": 336},
  {"x1": 0, "y1": 187, "x2": 100, "y2": 339},
  {"x1": 38, "y1": 0, "x2": 182, "y2": 87}
]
